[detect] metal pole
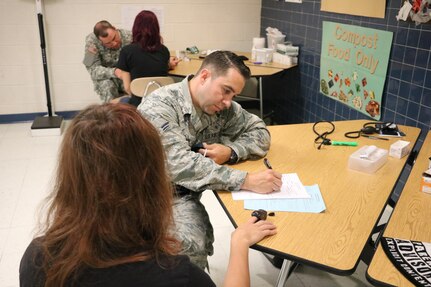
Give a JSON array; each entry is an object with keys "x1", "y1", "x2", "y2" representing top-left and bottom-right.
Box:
[
  {"x1": 37, "y1": 12, "x2": 53, "y2": 117},
  {"x1": 31, "y1": 0, "x2": 63, "y2": 136}
]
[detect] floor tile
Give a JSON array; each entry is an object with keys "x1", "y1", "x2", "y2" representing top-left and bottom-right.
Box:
[
  {"x1": 11, "y1": 189, "x2": 47, "y2": 228},
  {"x1": 294, "y1": 261, "x2": 372, "y2": 286},
  {"x1": 0, "y1": 159, "x2": 27, "y2": 190},
  {"x1": 202, "y1": 190, "x2": 234, "y2": 228},
  {"x1": 0, "y1": 251, "x2": 23, "y2": 287},
  {"x1": 4, "y1": 226, "x2": 35, "y2": 259},
  {"x1": 0, "y1": 188, "x2": 21, "y2": 229},
  {"x1": 0, "y1": 228, "x2": 9, "y2": 259},
  {"x1": 1, "y1": 123, "x2": 32, "y2": 139},
  {"x1": 0, "y1": 137, "x2": 37, "y2": 161}
]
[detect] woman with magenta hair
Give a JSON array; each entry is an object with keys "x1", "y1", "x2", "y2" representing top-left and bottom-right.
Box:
[
  {"x1": 19, "y1": 104, "x2": 277, "y2": 287},
  {"x1": 116, "y1": 10, "x2": 179, "y2": 107}
]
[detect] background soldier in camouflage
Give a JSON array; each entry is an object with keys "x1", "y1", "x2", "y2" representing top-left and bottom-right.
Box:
[
  {"x1": 83, "y1": 20, "x2": 132, "y2": 102},
  {"x1": 138, "y1": 51, "x2": 282, "y2": 269}
]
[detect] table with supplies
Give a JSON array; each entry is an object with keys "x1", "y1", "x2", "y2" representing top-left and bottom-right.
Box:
[{"x1": 214, "y1": 120, "x2": 421, "y2": 286}]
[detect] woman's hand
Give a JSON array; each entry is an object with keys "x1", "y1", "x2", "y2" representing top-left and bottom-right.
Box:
[{"x1": 232, "y1": 216, "x2": 277, "y2": 247}]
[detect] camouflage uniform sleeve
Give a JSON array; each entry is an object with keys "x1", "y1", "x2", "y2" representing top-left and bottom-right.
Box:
[
  {"x1": 140, "y1": 97, "x2": 247, "y2": 192},
  {"x1": 219, "y1": 101, "x2": 270, "y2": 161},
  {"x1": 83, "y1": 34, "x2": 116, "y2": 80}
]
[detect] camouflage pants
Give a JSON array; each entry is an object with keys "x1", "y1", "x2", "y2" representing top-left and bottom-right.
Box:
[
  {"x1": 172, "y1": 192, "x2": 214, "y2": 270},
  {"x1": 93, "y1": 78, "x2": 125, "y2": 103}
]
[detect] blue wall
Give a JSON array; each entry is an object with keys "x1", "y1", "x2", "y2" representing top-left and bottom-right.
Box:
[
  {"x1": 261, "y1": 0, "x2": 431, "y2": 137},
  {"x1": 261, "y1": 0, "x2": 431, "y2": 197}
]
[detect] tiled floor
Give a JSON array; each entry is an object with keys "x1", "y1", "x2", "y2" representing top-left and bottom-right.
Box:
[{"x1": 0, "y1": 121, "x2": 373, "y2": 286}]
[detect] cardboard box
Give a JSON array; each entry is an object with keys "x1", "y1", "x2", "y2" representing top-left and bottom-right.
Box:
[{"x1": 389, "y1": 140, "x2": 410, "y2": 159}]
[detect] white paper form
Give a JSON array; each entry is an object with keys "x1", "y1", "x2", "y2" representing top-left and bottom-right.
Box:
[
  {"x1": 244, "y1": 184, "x2": 326, "y2": 213},
  {"x1": 232, "y1": 173, "x2": 311, "y2": 200}
]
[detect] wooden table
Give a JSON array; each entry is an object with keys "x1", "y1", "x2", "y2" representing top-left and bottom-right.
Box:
[
  {"x1": 169, "y1": 58, "x2": 289, "y2": 77},
  {"x1": 168, "y1": 52, "x2": 296, "y2": 119},
  {"x1": 366, "y1": 131, "x2": 431, "y2": 287},
  {"x1": 214, "y1": 120, "x2": 421, "y2": 286}
]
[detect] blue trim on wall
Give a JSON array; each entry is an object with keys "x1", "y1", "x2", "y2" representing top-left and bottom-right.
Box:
[{"x1": 0, "y1": 111, "x2": 79, "y2": 124}]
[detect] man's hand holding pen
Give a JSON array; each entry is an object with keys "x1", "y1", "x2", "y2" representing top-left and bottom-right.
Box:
[{"x1": 241, "y1": 158, "x2": 282, "y2": 194}]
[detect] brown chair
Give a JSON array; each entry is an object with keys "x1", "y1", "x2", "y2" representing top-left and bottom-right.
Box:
[{"x1": 130, "y1": 76, "x2": 175, "y2": 98}]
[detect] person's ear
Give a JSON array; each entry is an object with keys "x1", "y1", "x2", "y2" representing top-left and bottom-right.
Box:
[{"x1": 200, "y1": 69, "x2": 211, "y2": 83}]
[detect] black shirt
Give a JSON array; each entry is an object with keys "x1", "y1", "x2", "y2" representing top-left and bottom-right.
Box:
[
  {"x1": 116, "y1": 43, "x2": 170, "y2": 107},
  {"x1": 20, "y1": 238, "x2": 215, "y2": 287},
  {"x1": 116, "y1": 43, "x2": 170, "y2": 81}
]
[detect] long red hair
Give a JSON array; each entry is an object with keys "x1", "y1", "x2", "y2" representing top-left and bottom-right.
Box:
[
  {"x1": 132, "y1": 10, "x2": 163, "y2": 52},
  {"x1": 40, "y1": 104, "x2": 178, "y2": 286}
]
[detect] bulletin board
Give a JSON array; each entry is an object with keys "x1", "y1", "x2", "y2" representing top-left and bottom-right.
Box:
[
  {"x1": 321, "y1": 0, "x2": 386, "y2": 19},
  {"x1": 319, "y1": 21, "x2": 393, "y2": 120}
]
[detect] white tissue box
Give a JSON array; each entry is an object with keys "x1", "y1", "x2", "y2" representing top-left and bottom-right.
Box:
[
  {"x1": 389, "y1": 140, "x2": 410, "y2": 159},
  {"x1": 348, "y1": 145, "x2": 388, "y2": 173},
  {"x1": 273, "y1": 52, "x2": 298, "y2": 65}
]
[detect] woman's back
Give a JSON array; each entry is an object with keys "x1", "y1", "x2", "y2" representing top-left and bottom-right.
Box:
[
  {"x1": 117, "y1": 43, "x2": 169, "y2": 81},
  {"x1": 20, "y1": 238, "x2": 214, "y2": 287}
]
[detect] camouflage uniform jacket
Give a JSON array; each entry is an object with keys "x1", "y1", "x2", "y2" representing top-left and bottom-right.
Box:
[
  {"x1": 139, "y1": 75, "x2": 271, "y2": 192},
  {"x1": 83, "y1": 29, "x2": 132, "y2": 81}
]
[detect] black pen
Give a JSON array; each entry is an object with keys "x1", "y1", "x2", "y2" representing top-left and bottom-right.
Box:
[
  {"x1": 361, "y1": 134, "x2": 389, "y2": 141},
  {"x1": 263, "y1": 158, "x2": 272, "y2": 169}
]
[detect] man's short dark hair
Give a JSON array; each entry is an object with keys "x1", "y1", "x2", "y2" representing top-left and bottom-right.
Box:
[
  {"x1": 198, "y1": 51, "x2": 251, "y2": 80},
  {"x1": 93, "y1": 20, "x2": 115, "y2": 39}
]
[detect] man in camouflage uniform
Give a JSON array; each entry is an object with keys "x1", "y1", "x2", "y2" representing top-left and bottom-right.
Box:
[
  {"x1": 138, "y1": 51, "x2": 282, "y2": 269},
  {"x1": 83, "y1": 20, "x2": 132, "y2": 102}
]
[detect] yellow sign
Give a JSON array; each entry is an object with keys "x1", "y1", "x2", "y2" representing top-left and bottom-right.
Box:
[{"x1": 321, "y1": 0, "x2": 386, "y2": 19}]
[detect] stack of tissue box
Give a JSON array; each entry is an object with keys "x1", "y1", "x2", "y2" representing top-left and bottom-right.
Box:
[
  {"x1": 266, "y1": 27, "x2": 285, "y2": 50},
  {"x1": 265, "y1": 26, "x2": 299, "y2": 66}
]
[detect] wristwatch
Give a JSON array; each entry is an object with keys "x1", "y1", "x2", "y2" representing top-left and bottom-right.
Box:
[{"x1": 227, "y1": 148, "x2": 238, "y2": 165}]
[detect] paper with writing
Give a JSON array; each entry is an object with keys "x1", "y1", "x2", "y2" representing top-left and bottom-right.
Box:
[{"x1": 232, "y1": 173, "x2": 310, "y2": 200}]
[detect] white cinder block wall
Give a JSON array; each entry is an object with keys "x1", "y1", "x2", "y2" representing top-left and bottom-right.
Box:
[{"x1": 0, "y1": 0, "x2": 261, "y2": 116}]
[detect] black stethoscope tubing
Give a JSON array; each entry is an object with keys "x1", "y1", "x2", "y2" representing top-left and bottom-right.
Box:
[{"x1": 312, "y1": 121, "x2": 335, "y2": 149}]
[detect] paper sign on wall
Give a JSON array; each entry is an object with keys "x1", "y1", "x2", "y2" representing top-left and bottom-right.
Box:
[
  {"x1": 121, "y1": 5, "x2": 164, "y2": 32},
  {"x1": 319, "y1": 21, "x2": 393, "y2": 120},
  {"x1": 321, "y1": 0, "x2": 385, "y2": 19}
]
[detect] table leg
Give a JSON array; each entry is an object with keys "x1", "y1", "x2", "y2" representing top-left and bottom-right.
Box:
[
  {"x1": 259, "y1": 76, "x2": 276, "y2": 124},
  {"x1": 259, "y1": 76, "x2": 263, "y2": 119},
  {"x1": 276, "y1": 259, "x2": 294, "y2": 287}
]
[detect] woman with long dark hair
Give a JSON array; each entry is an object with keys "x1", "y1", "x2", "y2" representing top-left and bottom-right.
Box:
[
  {"x1": 116, "y1": 10, "x2": 179, "y2": 107},
  {"x1": 19, "y1": 104, "x2": 276, "y2": 287}
]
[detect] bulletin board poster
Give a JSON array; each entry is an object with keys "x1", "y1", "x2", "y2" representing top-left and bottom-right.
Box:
[
  {"x1": 319, "y1": 21, "x2": 393, "y2": 120},
  {"x1": 321, "y1": 0, "x2": 385, "y2": 19}
]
